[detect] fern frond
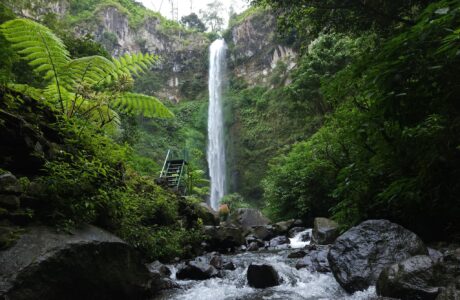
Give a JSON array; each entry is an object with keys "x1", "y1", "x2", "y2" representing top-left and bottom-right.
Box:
[
  {"x1": 1, "y1": 19, "x2": 70, "y2": 82},
  {"x1": 64, "y1": 56, "x2": 116, "y2": 88},
  {"x1": 7, "y1": 83, "x2": 46, "y2": 101},
  {"x1": 113, "y1": 92, "x2": 173, "y2": 118},
  {"x1": 111, "y1": 53, "x2": 158, "y2": 79}
]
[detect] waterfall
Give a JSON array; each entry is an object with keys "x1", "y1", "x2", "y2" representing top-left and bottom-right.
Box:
[{"x1": 207, "y1": 39, "x2": 227, "y2": 210}]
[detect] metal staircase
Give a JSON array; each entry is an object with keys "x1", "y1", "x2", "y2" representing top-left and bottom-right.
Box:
[{"x1": 159, "y1": 149, "x2": 188, "y2": 194}]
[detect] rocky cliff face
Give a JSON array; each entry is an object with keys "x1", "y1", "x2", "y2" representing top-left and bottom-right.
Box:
[
  {"x1": 226, "y1": 10, "x2": 297, "y2": 87},
  {"x1": 8, "y1": 0, "x2": 209, "y2": 102}
]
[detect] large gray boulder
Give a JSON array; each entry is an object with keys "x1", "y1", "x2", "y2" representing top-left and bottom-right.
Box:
[
  {"x1": 376, "y1": 255, "x2": 440, "y2": 300},
  {"x1": 229, "y1": 208, "x2": 270, "y2": 228},
  {"x1": 195, "y1": 203, "x2": 219, "y2": 226},
  {"x1": 203, "y1": 226, "x2": 245, "y2": 251},
  {"x1": 176, "y1": 261, "x2": 219, "y2": 280},
  {"x1": 0, "y1": 225, "x2": 151, "y2": 300},
  {"x1": 312, "y1": 217, "x2": 339, "y2": 245},
  {"x1": 247, "y1": 264, "x2": 280, "y2": 288},
  {"x1": 250, "y1": 225, "x2": 275, "y2": 241},
  {"x1": 295, "y1": 245, "x2": 331, "y2": 273},
  {"x1": 328, "y1": 219, "x2": 428, "y2": 293}
]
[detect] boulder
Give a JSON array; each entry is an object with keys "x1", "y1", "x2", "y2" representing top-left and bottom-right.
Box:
[
  {"x1": 0, "y1": 173, "x2": 22, "y2": 194},
  {"x1": 312, "y1": 217, "x2": 339, "y2": 245},
  {"x1": 247, "y1": 264, "x2": 280, "y2": 288},
  {"x1": 288, "y1": 250, "x2": 306, "y2": 259},
  {"x1": 245, "y1": 235, "x2": 264, "y2": 247},
  {"x1": 149, "y1": 270, "x2": 179, "y2": 294},
  {"x1": 176, "y1": 261, "x2": 218, "y2": 280},
  {"x1": 209, "y1": 254, "x2": 223, "y2": 269},
  {"x1": 250, "y1": 225, "x2": 275, "y2": 241},
  {"x1": 222, "y1": 261, "x2": 236, "y2": 270},
  {"x1": 376, "y1": 255, "x2": 440, "y2": 300},
  {"x1": 195, "y1": 203, "x2": 219, "y2": 226},
  {"x1": 269, "y1": 236, "x2": 290, "y2": 248},
  {"x1": 328, "y1": 219, "x2": 428, "y2": 293},
  {"x1": 436, "y1": 285, "x2": 459, "y2": 300},
  {"x1": 247, "y1": 242, "x2": 259, "y2": 251},
  {"x1": 147, "y1": 261, "x2": 172, "y2": 277},
  {"x1": 229, "y1": 208, "x2": 270, "y2": 227},
  {"x1": 296, "y1": 246, "x2": 330, "y2": 273},
  {"x1": 273, "y1": 219, "x2": 295, "y2": 235},
  {"x1": 0, "y1": 225, "x2": 151, "y2": 300},
  {"x1": 0, "y1": 195, "x2": 20, "y2": 210},
  {"x1": 429, "y1": 248, "x2": 443, "y2": 264},
  {"x1": 204, "y1": 226, "x2": 245, "y2": 251},
  {"x1": 288, "y1": 227, "x2": 307, "y2": 238}
]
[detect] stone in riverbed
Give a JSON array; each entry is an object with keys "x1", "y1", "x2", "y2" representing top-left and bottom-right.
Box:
[
  {"x1": 147, "y1": 260, "x2": 172, "y2": 277},
  {"x1": 328, "y1": 219, "x2": 428, "y2": 293},
  {"x1": 288, "y1": 227, "x2": 307, "y2": 238},
  {"x1": 0, "y1": 225, "x2": 151, "y2": 300},
  {"x1": 247, "y1": 264, "x2": 280, "y2": 288},
  {"x1": 288, "y1": 250, "x2": 306, "y2": 259},
  {"x1": 250, "y1": 225, "x2": 275, "y2": 241},
  {"x1": 312, "y1": 217, "x2": 339, "y2": 245},
  {"x1": 273, "y1": 219, "x2": 295, "y2": 235},
  {"x1": 269, "y1": 235, "x2": 290, "y2": 248},
  {"x1": 176, "y1": 261, "x2": 219, "y2": 280},
  {"x1": 247, "y1": 242, "x2": 259, "y2": 251},
  {"x1": 229, "y1": 208, "x2": 270, "y2": 228},
  {"x1": 376, "y1": 255, "x2": 440, "y2": 300},
  {"x1": 296, "y1": 246, "x2": 330, "y2": 273},
  {"x1": 222, "y1": 261, "x2": 236, "y2": 270}
]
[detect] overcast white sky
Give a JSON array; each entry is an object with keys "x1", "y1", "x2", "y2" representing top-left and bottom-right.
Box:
[{"x1": 137, "y1": 0, "x2": 249, "y2": 27}]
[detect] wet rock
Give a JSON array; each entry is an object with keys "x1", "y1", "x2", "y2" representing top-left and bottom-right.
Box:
[
  {"x1": 436, "y1": 285, "x2": 459, "y2": 300},
  {"x1": 288, "y1": 250, "x2": 306, "y2": 259},
  {"x1": 429, "y1": 248, "x2": 444, "y2": 264},
  {"x1": 0, "y1": 173, "x2": 22, "y2": 194},
  {"x1": 247, "y1": 264, "x2": 280, "y2": 288},
  {"x1": 245, "y1": 234, "x2": 264, "y2": 247},
  {"x1": 377, "y1": 255, "x2": 440, "y2": 300},
  {"x1": 247, "y1": 242, "x2": 259, "y2": 251},
  {"x1": 229, "y1": 208, "x2": 270, "y2": 227},
  {"x1": 0, "y1": 225, "x2": 151, "y2": 300},
  {"x1": 203, "y1": 225, "x2": 245, "y2": 252},
  {"x1": 312, "y1": 217, "x2": 339, "y2": 245},
  {"x1": 222, "y1": 261, "x2": 236, "y2": 270},
  {"x1": 0, "y1": 195, "x2": 20, "y2": 210},
  {"x1": 149, "y1": 270, "x2": 179, "y2": 294},
  {"x1": 296, "y1": 246, "x2": 330, "y2": 273},
  {"x1": 209, "y1": 254, "x2": 223, "y2": 269},
  {"x1": 176, "y1": 261, "x2": 219, "y2": 280},
  {"x1": 328, "y1": 219, "x2": 428, "y2": 293},
  {"x1": 250, "y1": 225, "x2": 275, "y2": 241},
  {"x1": 195, "y1": 203, "x2": 219, "y2": 226},
  {"x1": 288, "y1": 227, "x2": 307, "y2": 238},
  {"x1": 147, "y1": 261, "x2": 172, "y2": 277},
  {"x1": 273, "y1": 219, "x2": 295, "y2": 235},
  {"x1": 269, "y1": 236, "x2": 290, "y2": 247}
]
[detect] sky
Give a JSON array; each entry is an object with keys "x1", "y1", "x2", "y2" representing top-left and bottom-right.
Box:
[{"x1": 136, "y1": 0, "x2": 249, "y2": 27}]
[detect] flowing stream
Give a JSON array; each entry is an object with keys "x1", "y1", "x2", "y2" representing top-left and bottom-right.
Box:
[
  {"x1": 156, "y1": 230, "x2": 376, "y2": 300},
  {"x1": 207, "y1": 39, "x2": 227, "y2": 210}
]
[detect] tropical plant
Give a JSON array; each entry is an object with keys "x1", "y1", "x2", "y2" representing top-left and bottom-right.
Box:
[{"x1": 0, "y1": 18, "x2": 173, "y2": 125}]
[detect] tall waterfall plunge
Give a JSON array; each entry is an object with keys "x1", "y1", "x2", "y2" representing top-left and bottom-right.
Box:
[{"x1": 207, "y1": 39, "x2": 227, "y2": 210}]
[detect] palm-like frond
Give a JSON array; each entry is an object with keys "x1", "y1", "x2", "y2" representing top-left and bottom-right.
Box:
[
  {"x1": 111, "y1": 53, "x2": 158, "y2": 80},
  {"x1": 1, "y1": 19, "x2": 69, "y2": 82},
  {"x1": 64, "y1": 56, "x2": 116, "y2": 88},
  {"x1": 113, "y1": 92, "x2": 173, "y2": 118}
]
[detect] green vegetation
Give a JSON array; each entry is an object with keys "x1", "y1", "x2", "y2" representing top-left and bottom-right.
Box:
[
  {"x1": 0, "y1": 9, "x2": 204, "y2": 261},
  {"x1": 257, "y1": 0, "x2": 460, "y2": 240}
]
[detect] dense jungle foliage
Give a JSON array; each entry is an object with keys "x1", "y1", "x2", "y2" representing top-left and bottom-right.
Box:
[
  {"x1": 252, "y1": 0, "x2": 460, "y2": 240},
  {"x1": 0, "y1": 2, "x2": 206, "y2": 261}
]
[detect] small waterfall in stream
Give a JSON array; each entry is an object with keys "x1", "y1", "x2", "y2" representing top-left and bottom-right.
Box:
[{"x1": 207, "y1": 39, "x2": 227, "y2": 210}]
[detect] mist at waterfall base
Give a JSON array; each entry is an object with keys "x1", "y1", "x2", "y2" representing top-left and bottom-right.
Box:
[
  {"x1": 155, "y1": 230, "x2": 376, "y2": 300},
  {"x1": 207, "y1": 39, "x2": 227, "y2": 210}
]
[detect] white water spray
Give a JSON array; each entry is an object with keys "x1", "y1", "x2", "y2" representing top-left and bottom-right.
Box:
[{"x1": 207, "y1": 39, "x2": 227, "y2": 210}]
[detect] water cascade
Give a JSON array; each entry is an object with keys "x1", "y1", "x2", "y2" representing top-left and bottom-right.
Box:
[{"x1": 207, "y1": 39, "x2": 227, "y2": 210}]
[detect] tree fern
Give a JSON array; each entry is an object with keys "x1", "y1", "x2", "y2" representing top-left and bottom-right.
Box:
[
  {"x1": 113, "y1": 92, "x2": 174, "y2": 118},
  {"x1": 1, "y1": 18, "x2": 172, "y2": 123},
  {"x1": 1, "y1": 18, "x2": 70, "y2": 110}
]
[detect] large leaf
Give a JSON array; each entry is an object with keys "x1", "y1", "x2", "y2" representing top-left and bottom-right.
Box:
[
  {"x1": 1, "y1": 18, "x2": 70, "y2": 82},
  {"x1": 113, "y1": 92, "x2": 173, "y2": 118},
  {"x1": 64, "y1": 56, "x2": 116, "y2": 88}
]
